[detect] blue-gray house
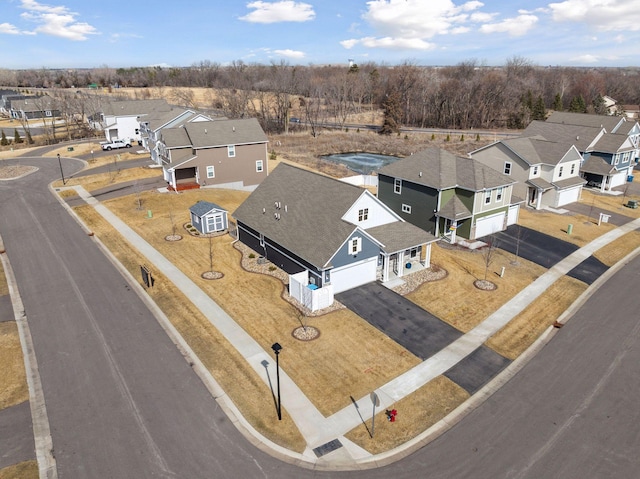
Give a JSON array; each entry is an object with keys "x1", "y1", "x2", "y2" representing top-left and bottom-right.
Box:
[
  {"x1": 233, "y1": 163, "x2": 438, "y2": 296},
  {"x1": 189, "y1": 201, "x2": 228, "y2": 234}
]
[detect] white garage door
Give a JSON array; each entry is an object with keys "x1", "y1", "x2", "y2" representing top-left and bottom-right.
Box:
[
  {"x1": 507, "y1": 205, "x2": 519, "y2": 226},
  {"x1": 556, "y1": 187, "x2": 581, "y2": 207},
  {"x1": 329, "y1": 256, "x2": 378, "y2": 293},
  {"x1": 475, "y1": 212, "x2": 506, "y2": 239}
]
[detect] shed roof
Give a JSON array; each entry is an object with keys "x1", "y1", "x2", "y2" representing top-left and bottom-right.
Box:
[{"x1": 189, "y1": 200, "x2": 226, "y2": 217}]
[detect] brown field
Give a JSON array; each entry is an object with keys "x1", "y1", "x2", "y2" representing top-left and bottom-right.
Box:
[
  {"x1": 593, "y1": 230, "x2": 640, "y2": 266},
  {"x1": 0, "y1": 322, "x2": 28, "y2": 410},
  {"x1": 486, "y1": 276, "x2": 588, "y2": 359},
  {"x1": 408, "y1": 243, "x2": 547, "y2": 333},
  {"x1": 0, "y1": 460, "x2": 39, "y2": 479},
  {"x1": 344, "y1": 375, "x2": 469, "y2": 454},
  {"x1": 517, "y1": 207, "x2": 616, "y2": 247}
]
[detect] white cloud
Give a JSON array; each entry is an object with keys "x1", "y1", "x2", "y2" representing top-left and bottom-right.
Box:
[
  {"x1": 342, "y1": 36, "x2": 435, "y2": 50},
  {"x1": 479, "y1": 14, "x2": 538, "y2": 36},
  {"x1": 570, "y1": 54, "x2": 599, "y2": 63},
  {"x1": 18, "y1": 0, "x2": 98, "y2": 40},
  {"x1": 274, "y1": 49, "x2": 306, "y2": 59},
  {"x1": 342, "y1": 0, "x2": 497, "y2": 51},
  {"x1": 240, "y1": 1, "x2": 315, "y2": 24},
  {"x1": 0, "y1": 23, "x2": 22, "y2": 35},
  {"x1": 549, "y1": 0, "x2": 640, "y2": 31}
]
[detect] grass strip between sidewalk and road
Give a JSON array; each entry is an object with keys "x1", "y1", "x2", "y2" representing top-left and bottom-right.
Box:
[{"x1": 0, "y1": 460, "x2": 39, "y2": 479}]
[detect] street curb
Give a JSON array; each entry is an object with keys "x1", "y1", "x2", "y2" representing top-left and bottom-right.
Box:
[
  {"x1": 49, "y1": 184, "x2": 313, "y2": 467},
  {"x1": 49, "y1": 180, "x2": 640, "y2": 471},
  {"x1": 0, "y1": 235, "x2": 58, "y2": 479}
]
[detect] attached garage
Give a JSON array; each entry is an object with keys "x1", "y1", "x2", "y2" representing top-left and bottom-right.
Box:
[
  {"x1": 507, "y1": 205, "x2": 519, "y2": 226},
  {"x1": 328, "y1": 256, "x2": 378, "y2": 294},
  {"x1": 556, "y1": 186, "x2": 581, "y2": 207},
  {"x1": 475, "y1": 212, "x2": 506, "y2": 239}
]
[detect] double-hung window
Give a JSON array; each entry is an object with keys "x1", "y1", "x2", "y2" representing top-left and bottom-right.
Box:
[
  {"x1": 358, "y1": 208, "x2": 369, "y2": 222},
  {"x1": 394, "y1": 178, "x2": 402, "y2": 194},
  {"x1": 484, "y1": 190, "x2": 492, "y2": 205},
  {"x1": 228, "y1": 145, "x2": 236, "y2": 157},
  {"x1": 206, "y1": 165, "x2": 215, "y2": 178},
  {"x1": 504, "y1": 162, "x2": 512, "y2": 175},
  {"x1": 350, "y1": 237, "x2": 362, "y2": 255},
  {"x1": 256, "y1": 160, "x2": 264, "y2": 172},
  {"x1": 496, "y1": 187, "x2": 503, "y2": 202}
]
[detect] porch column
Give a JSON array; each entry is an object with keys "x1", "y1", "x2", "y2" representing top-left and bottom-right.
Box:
[
  {"x1": 381, "y1": 254, "x2": 390, "y2": 282},
  {"x1": 397, "y1": 251, "x2": 405, "y2": 278},
  {"x1": 170, "y1": 169, "x2": 177, "y2": 189},
  {"x1": 424, "y1": 244, "x2": 431, "y2": 268},
  {"x1": 450, "y1": 221, "x2": 457, "y2": 243},
  {"x1": 535, "y1": 189, "x2": 543, "y2": 210}
]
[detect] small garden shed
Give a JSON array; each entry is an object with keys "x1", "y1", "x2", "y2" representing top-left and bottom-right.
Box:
[{"x1": 189, "y1": 201, "x2": 228, "y2": 234}]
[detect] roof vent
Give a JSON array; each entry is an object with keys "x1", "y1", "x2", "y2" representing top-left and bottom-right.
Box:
[
  {"x1": 232, "y1": 126, "x2": 236, "y2": 132},
  {"x1": 262, "y1": 207, "x2": 266, "y2": 214},
  {"x1": 284, "y1": 205, "x2": 288, "y2": 213},
  {"x1": 419, "y1": 171, "x2": 422, "y2": 177}
]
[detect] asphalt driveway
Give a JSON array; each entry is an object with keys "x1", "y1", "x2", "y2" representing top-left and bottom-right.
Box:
[
  {"x1": 335, "y1": 282, "x2": 462, "y2": 360},
  {"x1": 495, "y1": 225, "x2": 578, "y2": 269},
  {"x1": 495, "y1": 225, "x2": 609, "y2": 285}
]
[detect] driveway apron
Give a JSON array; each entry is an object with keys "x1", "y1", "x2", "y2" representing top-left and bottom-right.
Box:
[{"x1": 336, "y1": 282, "x2": 462, "y2": 360}]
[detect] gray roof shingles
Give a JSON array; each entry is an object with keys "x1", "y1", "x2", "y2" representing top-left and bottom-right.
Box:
[
  {"x1": 378, "y1": 147, "x2": 514, "y2": 191},
  {"x1": 233, "y1": 163, "x2": 365, "y2": 269}
]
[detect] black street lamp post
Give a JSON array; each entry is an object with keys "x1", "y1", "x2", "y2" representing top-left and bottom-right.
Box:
[
  {"x1": 57, "y1": 153, "x2": 66, "y2": 185},
  {"x1": 271, "y1": 342, "x2": 283, "y2": 420}
]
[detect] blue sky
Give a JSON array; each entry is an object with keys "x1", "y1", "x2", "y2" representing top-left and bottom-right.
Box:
[{"x1": 1, "y1": 0, "x2": 639, "y2": 69}]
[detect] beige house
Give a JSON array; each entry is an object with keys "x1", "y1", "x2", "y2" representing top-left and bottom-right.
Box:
[
  {"x1": 158, "y1": 118, "x2": 268, "y2": 191},
  {"x1": 470, "y1": 137, "x2": 585, "y2": 210}
]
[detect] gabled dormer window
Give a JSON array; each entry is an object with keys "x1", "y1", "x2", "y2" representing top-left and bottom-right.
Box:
[
  {"x1": 558, "y1": 166, "x2": 564, "y2": 177},
  {"x1": 504, "y1": 162, "x2": 512, "y2": 175},
  {"x1": 228, "y1": 145, "x2": 236, "y2": 157}
]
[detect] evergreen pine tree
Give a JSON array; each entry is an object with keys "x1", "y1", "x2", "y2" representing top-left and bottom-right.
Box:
[
  {"x1": 14, "y1": 129, "x2": 23, "y2": 144},
  {"x1": 553, "y1": 93, "x2": 563, "y2": 112},
  {"x1": 0, "y1": 130, "x2": 8, "y2": 146},
  {"x1": 569, "y1": 95, "x2": 587, "y2": 113},
  {"x1": 592, "y1": 95, "x2": 607, "y2": 115},
  {"x1": 378, "y1": 90, "x2": 402, "y2": 135},
  {"x1": 532, "y1": 96, "x2": 546, "y2": 120}
]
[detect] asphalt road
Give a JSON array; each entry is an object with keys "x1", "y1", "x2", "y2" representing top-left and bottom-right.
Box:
[{"x1": 2, "y1": 156, "x2": 640, "y2": 477}]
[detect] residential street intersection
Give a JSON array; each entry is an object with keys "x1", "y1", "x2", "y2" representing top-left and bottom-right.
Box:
[{"x1": 1, "y1": 155, "x2": 640, "y2": 477}]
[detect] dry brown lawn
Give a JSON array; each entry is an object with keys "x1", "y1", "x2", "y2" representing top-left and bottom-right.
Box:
[
  {"x1": 344, "y1": 375, "x2": 469, "y2": 454},
  {"x1": 486, "y1": 276, "x2": 588, "y2": 359},
  {"x1": 0, "y1": 322, "x2": 28, "y2": 410},
  {"x1": 99, "y1": 189, "x2": 421, "y2": 415},
  {"x1": 0, "y1": 460, "x2": 39, "y2": 479},
  {"x1": 593, "y1": 230, "x2": 640, "y2": 266},
  {"x1": 408, "y1": 243, "x2": 547, "y2": 333},
  {"x1": 74, "y1": 187, "x2": 422, "y2": 449},
  {"x1": 581, "y1": 188, "x2": 640, "y2": 219},
  {"x1": 518, "y1": 207, "x2": 616, "y2": 247},
  {"x1": 0, "y1": 261, "x2": 8, "y2": 296}
]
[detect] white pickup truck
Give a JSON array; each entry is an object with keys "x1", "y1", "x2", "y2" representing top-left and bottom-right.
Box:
[{"x1": 101, "y1": 140, "x2": 132, "y2": 151}]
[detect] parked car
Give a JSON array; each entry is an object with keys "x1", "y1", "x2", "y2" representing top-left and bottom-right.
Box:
[{"x1": 101, "y1": 140, "x2": 131, "y2": 151}]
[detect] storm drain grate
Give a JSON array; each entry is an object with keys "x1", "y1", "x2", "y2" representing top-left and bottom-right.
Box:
[{"x1": 313, "y1": 439, "x2": 343, "y2": 457}]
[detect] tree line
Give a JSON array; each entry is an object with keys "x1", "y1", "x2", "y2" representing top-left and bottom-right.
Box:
[{"x1": 2, "y1": 57, "x2": 639, "y2": 135}]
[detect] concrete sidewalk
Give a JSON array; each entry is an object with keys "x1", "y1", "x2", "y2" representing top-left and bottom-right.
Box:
[{"x1": 66, "y1": 184, "x2": 640, "y2": 468}]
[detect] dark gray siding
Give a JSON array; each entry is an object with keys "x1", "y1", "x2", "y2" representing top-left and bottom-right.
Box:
[{"x1": 378, "y1": 173, "x2": 439, "y2": 234}]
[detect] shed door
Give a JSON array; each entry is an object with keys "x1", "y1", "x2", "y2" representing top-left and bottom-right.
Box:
[
  {"x1": 475, "y1": 212, "x2": 506, "y2": 239},
  {"x1": 206, "y1": 214, "x2": 224, "y2": 232},
  {"x1": 329, "y1": 257, "x2": 377, "y2": 293}
]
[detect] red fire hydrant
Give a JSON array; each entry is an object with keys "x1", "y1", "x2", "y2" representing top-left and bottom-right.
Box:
[{"x1": 387, "y1": 409, "x2": 397, "y2": 422}]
